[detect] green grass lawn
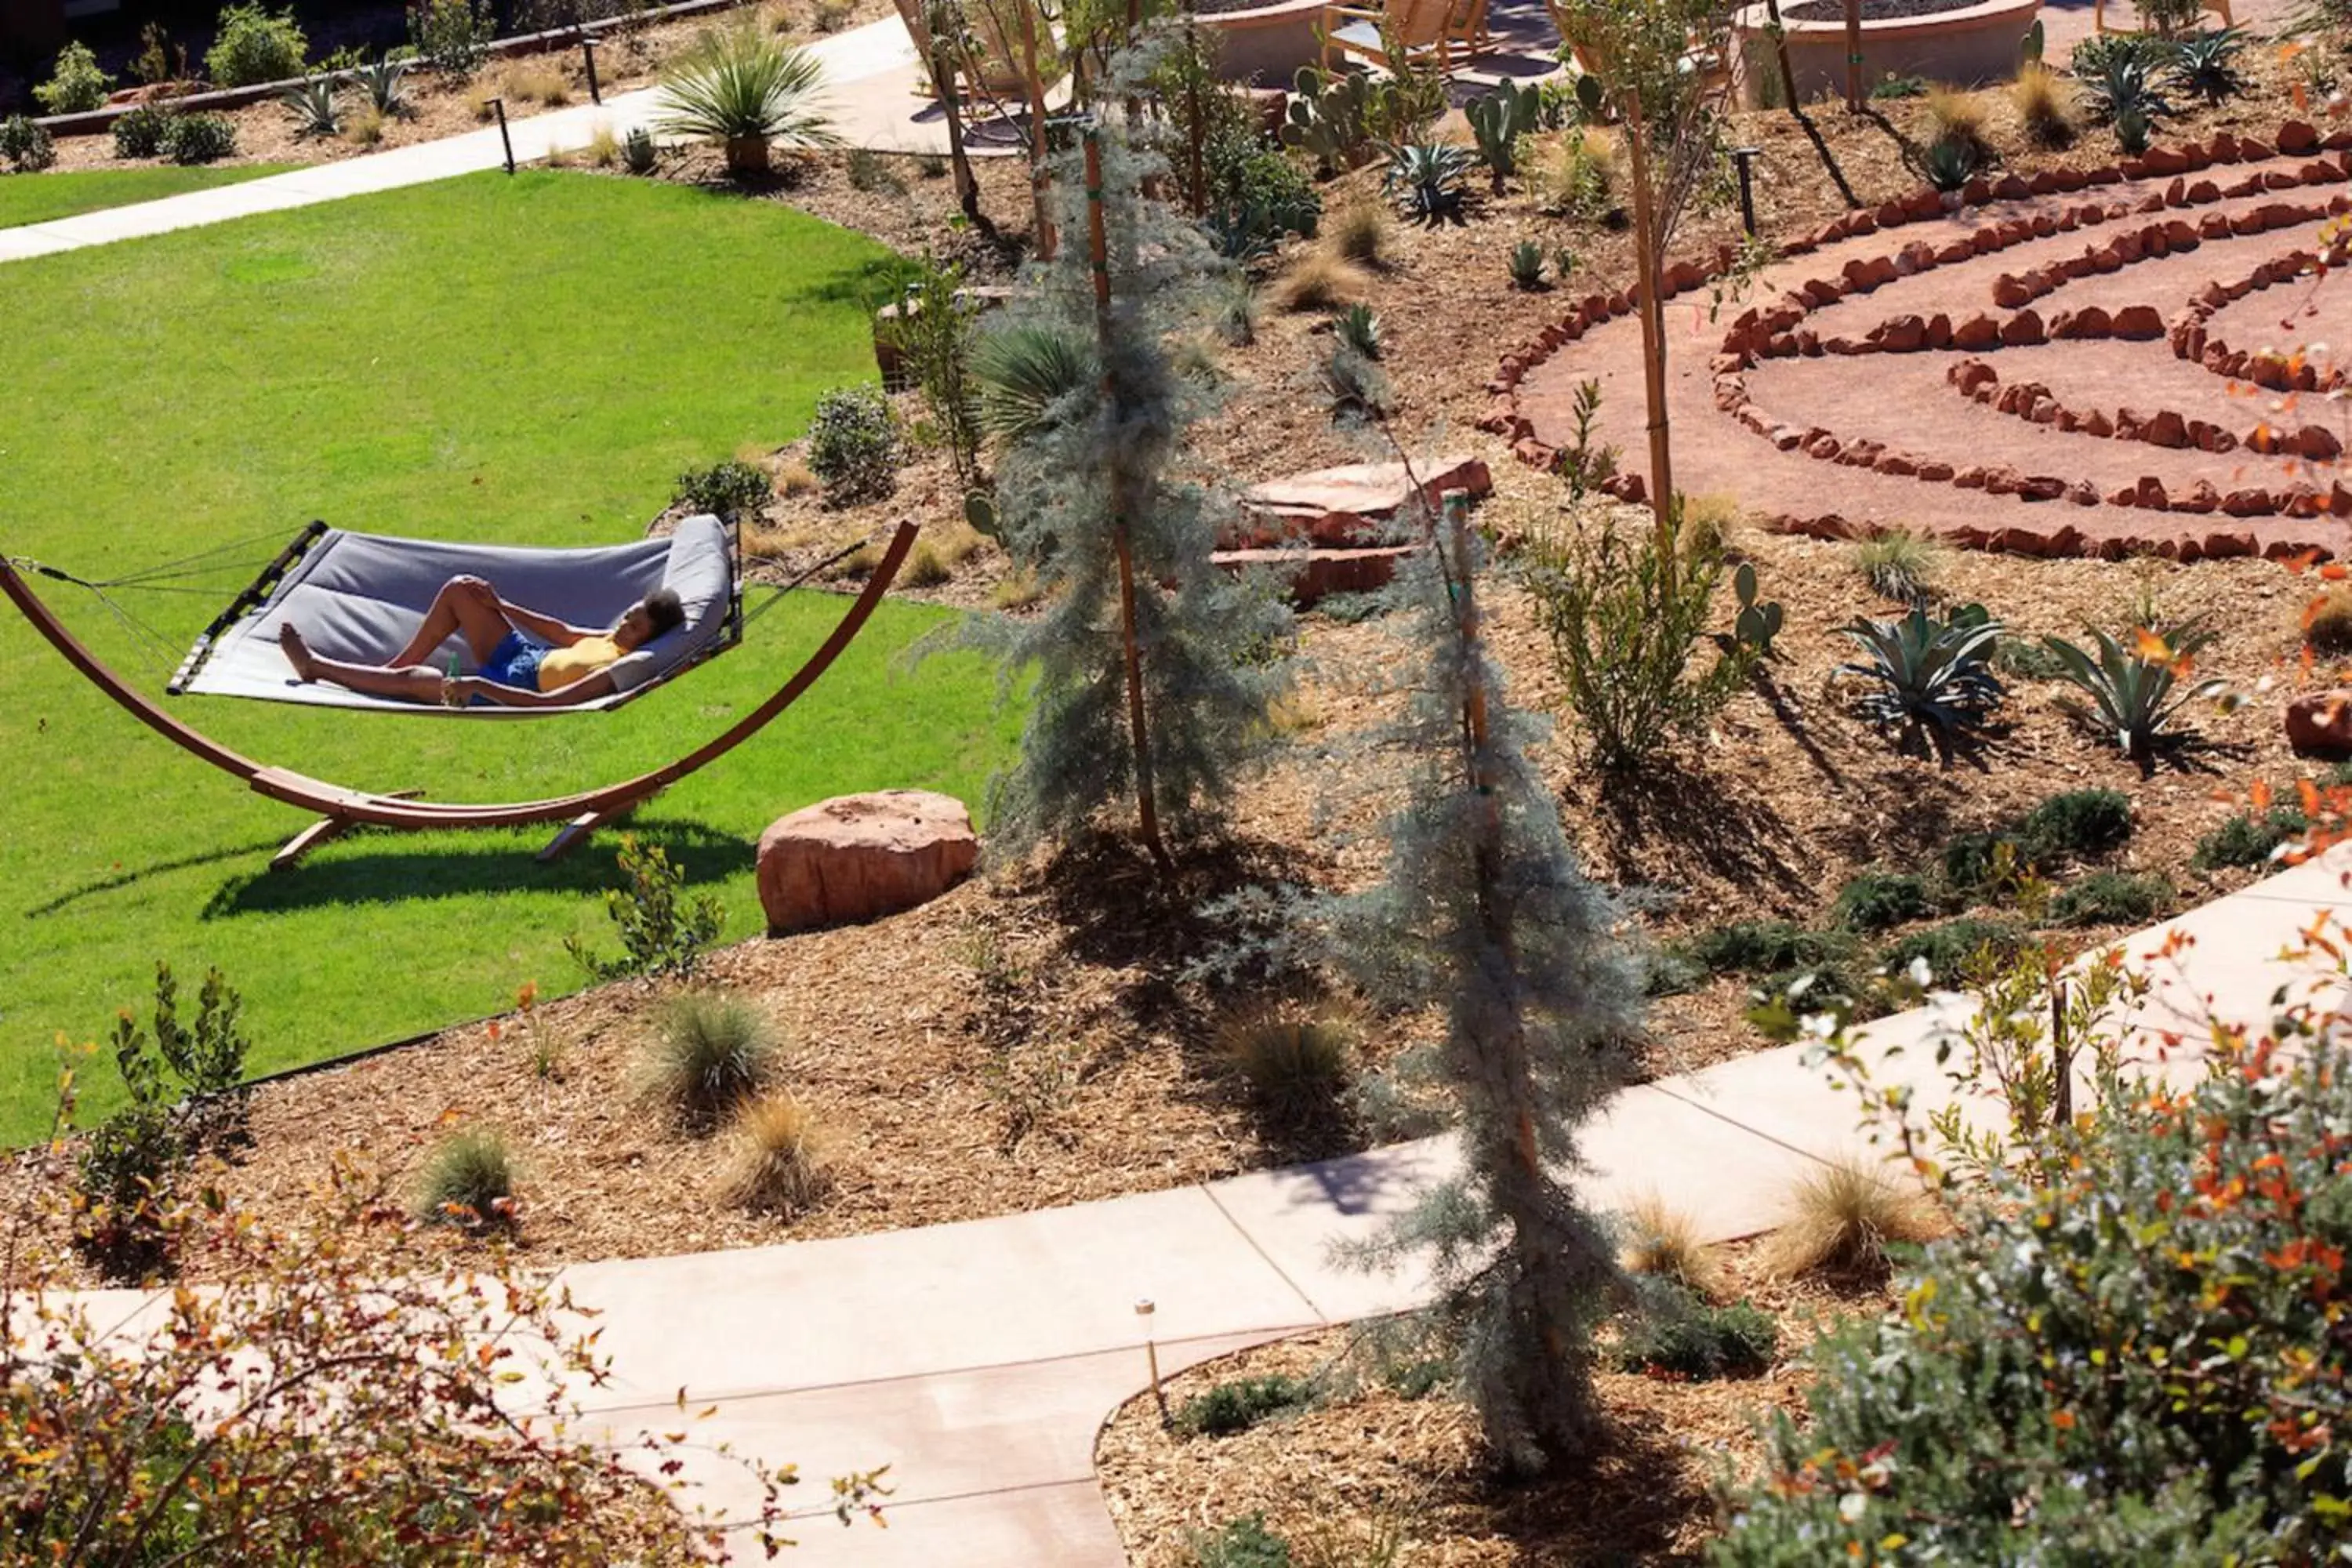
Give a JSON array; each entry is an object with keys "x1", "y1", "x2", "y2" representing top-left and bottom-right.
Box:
[
  {"x1": 0, "y1": 169, "x2": 1021, "y2": 1143},
  {"x1": 0, "y1": 165, "x2": 296, "y2": 230}
]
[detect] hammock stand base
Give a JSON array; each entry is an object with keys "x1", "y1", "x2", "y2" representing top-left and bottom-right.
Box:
[{"x1": 2, "y1": 522, "x2": 920, "y2": 870}]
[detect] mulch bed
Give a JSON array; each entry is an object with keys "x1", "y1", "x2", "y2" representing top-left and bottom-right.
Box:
[{"x1": 1095, "y1": 1243, "x2": 1892, "y2": 1566}]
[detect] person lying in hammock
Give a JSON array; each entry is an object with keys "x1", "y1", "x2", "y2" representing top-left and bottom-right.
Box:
[{"x1": 277, "y1": 575, "x2": 686, "y2": 708}]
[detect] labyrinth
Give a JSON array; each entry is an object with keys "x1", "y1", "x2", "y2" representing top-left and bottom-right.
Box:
[{"x1": 1491, "y1": 121, "x2": 2352, "y2": 560}]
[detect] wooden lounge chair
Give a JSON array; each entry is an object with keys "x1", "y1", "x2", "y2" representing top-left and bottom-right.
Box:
[
  {"x1": 1327, "y1": 0, "x2": 1487, "y2": 75},
  {"x1": 2091, "y1": 0, "x2": 2232, "y2": 31}
]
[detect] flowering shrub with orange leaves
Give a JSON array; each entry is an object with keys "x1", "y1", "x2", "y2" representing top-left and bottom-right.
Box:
[
  {"x1": 1, "y1": 1083, "x2": 883, "y2": 1564},
  {"x1": 1716, "y1": 996, "x2": 2352, "y2": 1560}
]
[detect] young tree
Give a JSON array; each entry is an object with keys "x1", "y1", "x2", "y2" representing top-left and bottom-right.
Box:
[
  {"x1": 1551, "y1": 0, "x2": 1733, "y2": 558},
  {"x1": 967, "y1": 77, "x2": 1291, "y2": 868},
  {"x1": 909, "y1": 0, "x2": 985, "y2": 225},
  {"x1": 1326, "y1": 495, "x2": 1646, "y2": 1472}
]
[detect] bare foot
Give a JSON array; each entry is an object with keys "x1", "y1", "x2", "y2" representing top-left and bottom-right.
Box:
[{"x1": 278, "y1": 624, "x2": 318, "y2": 682}]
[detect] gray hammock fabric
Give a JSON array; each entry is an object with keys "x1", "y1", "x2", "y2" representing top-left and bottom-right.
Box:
[{"x1": 175, "y1": 515, "x2": 735, "y2": 717}]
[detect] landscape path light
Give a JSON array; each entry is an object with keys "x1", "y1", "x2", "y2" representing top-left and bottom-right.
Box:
[{"x1": 1137, "y1": 1297, "x2": 1167, "y2": 1424}]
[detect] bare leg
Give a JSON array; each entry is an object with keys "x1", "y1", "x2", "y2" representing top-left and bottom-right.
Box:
[
  {"x1": 389, "y1": 577, "x2": 516, "y2": 668},
  {"x1": 281, "y1": 626, "x2": 448, "y2": 705}
]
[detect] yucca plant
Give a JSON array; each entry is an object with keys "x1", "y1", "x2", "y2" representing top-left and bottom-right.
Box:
[
  {"x1": 1333, "y1": 301, "x2": 1381, "y2": 360},
  {"x1": 278, "y1": 75, "x2": 340, "y2": 137},
  {"x1": 1837, "y1": 602, "x2": 2006, "y2": 746},
  {"x1": 358, "y1": 55, "x2": 411, "y2": 115},
  {"x1": 655, "y1": 26, "x2": 838, "y2": 176},
  {"x1": 1384, "y1": 140, "x2": 1475, "y2": 222},
  {"x1": 971, "y1": 322, "x2": 1098, "y2": 444},
  {"x1": 2042, "y1": 623, "x2": 2224, "y2": 757},
  {"x1": 2167, "y1": 27, "x2": 2246, "y2": 103},
  {"x1": 1507, "y1": 238, "x2": 1546, "y2": 289}
]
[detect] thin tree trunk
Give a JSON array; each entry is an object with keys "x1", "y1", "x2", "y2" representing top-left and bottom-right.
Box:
[
  {"x1": 1843, "y1": 0, "x2": 1863, "y2": 110},
  {"x1": 922, "y1": 6, "x2": 982, "y2": 223},
  {"x1": 1084, "y1": 129, "x2": 1171, "y2": 874},
  {"x1": 1760, "y1": 0, "x2": 1802, "y2": 118},
  {"x1": 1618, "y1": 92, "x2": 1678, "y2": 572},
  {"x1": 1016, "y1": 0, "x2": 1056, "y2": 259}
]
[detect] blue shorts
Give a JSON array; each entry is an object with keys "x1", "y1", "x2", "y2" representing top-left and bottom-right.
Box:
[{"x1": 477, "y1": 630, "x2": 548, "y2": 691}]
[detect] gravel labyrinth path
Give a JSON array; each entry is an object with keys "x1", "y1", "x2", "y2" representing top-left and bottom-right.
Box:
[{"x1": 1499, "y1": 122, "x2": 2352, "y2": 559}]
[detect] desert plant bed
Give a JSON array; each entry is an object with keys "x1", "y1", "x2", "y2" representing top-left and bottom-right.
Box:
[
  {"x1": 0, "y1": 166, "x2": 1018, "y2": 1142},
  {"x1": 0, "y1": 162, "x2": 292, "y2": 227}
]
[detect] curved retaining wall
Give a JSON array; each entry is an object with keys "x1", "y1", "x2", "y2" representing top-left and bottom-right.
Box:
[{"x1": 1736, "y1": 0, "x2": 2042, "y2": 106}]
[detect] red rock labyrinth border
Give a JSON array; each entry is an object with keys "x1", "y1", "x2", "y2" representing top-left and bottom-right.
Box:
[{"x1": 1478, "y1": 119, "x2": 2352, "y2": 559}]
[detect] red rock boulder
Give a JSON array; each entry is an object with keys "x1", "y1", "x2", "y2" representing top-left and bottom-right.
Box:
[
  {"x1": 757, "y1": 791, "x2": 979, "y2": 935},
  {"x1": 2288, "y1": 691, "x2": 2352, "y2": 753}
]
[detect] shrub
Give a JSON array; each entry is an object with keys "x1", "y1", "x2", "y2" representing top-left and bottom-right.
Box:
[
  {"x1": 2044, "y1": 623, "x2": 2224, "y2": 757},
  {"x1": 406, "y1": 0, "x2": 493, "y2": 76},
  {"x1": 2018, "y1": 786, "x2": 2133, "y2": 859},
  {"x1": 1994, "y1": 633, "x2": 2069, "y2": 680},
  {"x1": 655, "y1": 25, "x2": 838, "y2": 176},
  {"x1": 1190, "y1": 1514, "x2": 1294, "y2": 1568},
  {"x1": 1762, "y1": 1158, "x2": 1942, "y2": 1283},
  {"x1": 1329, "y1": 200, "x2": 1390, "y2": 266},
  {"x1": 163, "y1": 113, "x2": 238, "y2": 164},
  {"x1": 2013, "y1": 61, "x2": 2077, "y2": 147},
  {"x1": 1717, "y1": 1041, "x2": 2352, "y2": 1563},
  {"x1": 205, "y1": 4, "x2": 308, "y2": 87},
  {"x1": 1216, "y1": 1004, "x2": 1356, "y2": 1126},
  {"x1": 1, "y1": 114, "x2": 56, "y2": 172},
  {"x1": 718, "y1": 1091, "x2": 830, "y2": 1215},
  {"x1": 1174, "y1": 1374, "x2": 1319, "y2": 1438},
  {"x1": 110, "y1": 103, "x2": 172, "y2": 159},
  {"x1": 1853, "y1": 527, "x2": 1939, "y2": 601},
  {"x1": 1270, "y1": 249, "x2": 1371, "y2": 311},
  {"x1": 1883, "y1": 916, "x2": 2027, "y2": 985},
  {"x1": 564, "y1": 834, "x2": 724, "y2": 979},
  {"x1": 34, "y1": 40, "x2": 111, "y2": 114},
  {"x1": 74, "y1": 1105, "x2": 183, "y2": 1281},
  {"x1": 1534, "y1": 126, "x2": 1614, "y2": 219},
  {"x1": 1616, "y1": 1283, "x2": 1779, "y2": 1378},
  {"x1": 2306, "y1": 586, "x2": 2352, "y2": 653},
  {"x1": 2049, "y1": 869, "x2": 2171, "y2": 927},
  {"x1": 1687, "y1": 919, "x2": 1846, "y2": 975},
  {"x1": 415, "y1": 1126, "x2": 517, "y2": 1228},
  {"x1": 641, "y1": 989, "x2": 775, "y2": 1123},
  {"x1": 1617, "y1": 1196, "x2": 1728, "y2": 1298},
  {"x1": 1523, "y1": 508, "x2": 1741, "y2": 772},
  {"x1": 673, "y1": 457, "x2": 772, "y2": 521},
  {"x1": 1199, "y1": 134, "x2": 1319, "y2": 262},
  {"x1": 804, "y1": 383, "x2": 902, "y2": 503},
  {"x1": 2192, "y1": 804, "x2": 2307, "y2": 870},
  {"x1": 1507, "y1": 238, "x2": 1546, "y2": 289},
  {"x1": 880, "y1": 257, "x2": 985, "y2": 488},
  {"x1": 845, "y1": 145, "x2": 903, "y2": 194},
  {"x1": 1920, "y1": 85, "x2": 1991, "y2": 158},
  {"x1": 1831, "y1": 870, "x2": 1931, "y2": 932},
  {"x1": 1836, "y1": 602, "x2": 2005, "y2": 746}
]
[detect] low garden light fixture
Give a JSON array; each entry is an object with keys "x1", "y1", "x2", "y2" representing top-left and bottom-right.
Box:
[
  {"x1": 491, "y1": 96, "x2": 514, "y2": 174},
  {"x1": 581, "y1": 34, "x2": 602, "y2": 104},
  {"x1": 1137, "y1": 1298, "x2": 1167, "y2": 1423},
  {"x1": 1731, "y1": 146, "x2": 1763, "y2": 237}
]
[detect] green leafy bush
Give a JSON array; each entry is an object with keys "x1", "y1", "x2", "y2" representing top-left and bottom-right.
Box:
[
  {"x1": 673, "y1": 458, "x2": 771, "y2": 521},
  {"x1": 2018, "y1": 787, "x2": 2133, "y2": 859},
  {"x1": 406, "y1": 0, "x2": 493, "y2": 75},
  {"x1": 564, "y1": 835, "x2": 724, "y2": 979},
  {"x1": 2193, "y1": 805, "x2": 2307, "y2": 871},
  {"x1": 2049, "y1": 869, "x2": 2171, "y2": 927},
  {"x1": 163, "y1": 113, "x2": 238, "y2": 164},
  {"x1": 1, "y1": 114, "x2": 57, "y2": 172},
  {"x1": 1831, "y1": 871, "x2": 1930, "y2": 932},
  {"x1": 640, "y1": 989, "x2": 775, "y2": 1125},
  {"x1": 34, "y1": 41, "x2": 112, "y2": 114},
  {"x1": 112, "y1": 103, "x2": 176, "y2": 159},
  {"x1": 416, "y1": 1127, "x2": 517, "y2": 1228},
  {"x1": 1884, "y1": 917, "x2": 2026, "y2": 983},
  {"x1": 1191, "y1": 1514, "x2": 1293, "y2": 1568},
  {"x1": 1200, "y1": 127, "x2": 1320, "y2": 261},
  {"x1": 1686, "y1": 920, "x2": 1847, "y2": 975},
  {"x1": 205, "y1": 4, "x2": 309, "y2": 86},
  {"x1": 1617, "y1": 1283, "x2": 1779, "y2": 1379},
  {"x1": 1717, "y1": 1039, "x2": 2352, "y2": 1563},
  {"x1": 804, "y1": 383, "x2": 902, "y2": 504},
  {"x1": 1174, "y1": 1373, "x2": 1319, "y2": 1438},
  {"x1": 73, "y1": 1105, "x2": 182, "y2": 1281}
]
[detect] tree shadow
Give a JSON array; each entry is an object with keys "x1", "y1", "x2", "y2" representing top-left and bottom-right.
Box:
[
  {"x1": 1782, "y1": 102, "x2": 1863, "y2": 210},
  {"x1": 198, "y1": 818, "x2": 754, "y2": 920},
  {"x1": 1579, "y1": 764, "x2": 1817, "y2": 902},
  {"x1": 1479, "y1": 1403, "x2": 1727, "y2": 1565}
]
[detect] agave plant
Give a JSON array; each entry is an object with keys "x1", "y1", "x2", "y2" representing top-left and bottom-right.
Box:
[
  {"x1": 2042, "y1": 624, "x2": 2224, "y2": 757},
  {"x1": 1384, "y1": 140, "x2": 1475, "y2": 223},
  {"x1": 1507, "y1": 239, "x2": 1546, "y2": 289},
  {"x1": 1837, "y1": 602, "x2": 2006, "y2": 746},
  {"x1": 1915, "y1": 132, "x2": 1983, "y2": 192},
  {"x1": 2167, "y1": 27, "x2": 2246, "y2": 104},
  {"x1": 2079, "y1": 49, "x2": 2175, "y2": 125},
  {"x1": 278, "y1": 75, "x2": 340, "y2": 137},
  {"x1": 655, "y1": 26, "x2": 838, "y2": 176},
  {"x1": 971, "y1": 322, "x2": 1098, "y2": 444},
  {"x1": 358, "y1": 56, "x2": 411, "y2": 115},
  {"x1": 623, "y1": 125, "x2": 658, "y2": 174},
  {"x1": 1334, "y1": 302, "x2": 1381, "y2": 361}
]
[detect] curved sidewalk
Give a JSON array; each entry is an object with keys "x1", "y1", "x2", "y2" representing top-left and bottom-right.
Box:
[{"x1": 547, "y1": 847, "x2": 2352, "y2": 1563}]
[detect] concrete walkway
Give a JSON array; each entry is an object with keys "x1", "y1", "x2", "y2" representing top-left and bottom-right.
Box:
[
  {"x1": 0, "y1": 13, "x2": 973, "y2": 266},
  {"x1": 532, "y1": 845, "x2": 2352, "y2": 1563}
]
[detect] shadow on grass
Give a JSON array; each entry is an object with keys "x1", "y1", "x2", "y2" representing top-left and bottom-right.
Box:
[
  {"x1": 198, "y1": 818, "x2": 753, "y2": 920},
  {"x1": 24, "y1": 838, "x2": 291, "y2": 920}
]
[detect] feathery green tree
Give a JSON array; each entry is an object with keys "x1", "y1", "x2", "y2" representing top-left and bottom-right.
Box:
[{"x1": 967, "y1": 78, "x2": 1290, "y2": 867}]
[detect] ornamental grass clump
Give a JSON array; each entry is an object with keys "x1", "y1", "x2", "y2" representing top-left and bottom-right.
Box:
[
  {"x1": 655, "y1": 25, "x2": 838, "y2": 176},
  {"x1": 718, "y1": 1091, "x2": 830, "y2": 1215},
  {"x1": 642, "y1": 989, "x2": 775, "y2": 1127},
  {"x1": 416, "y1": 1126, "x2": 518, "y2": 1229},
  {"x1": 1215, "y1": 1002, "x2": 1357, "y2": 1128},
  {"x1": 1762, "y1": 1158, "x2": 1942, "y2": 1283},
  {"x1": 1615, "y1": 1195, "x2": 1728, "y2": 1299}
]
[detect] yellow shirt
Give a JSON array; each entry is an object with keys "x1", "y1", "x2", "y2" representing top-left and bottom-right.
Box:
[{"x1": 538, "y1": 635, "x2": 623, "y2": 692}]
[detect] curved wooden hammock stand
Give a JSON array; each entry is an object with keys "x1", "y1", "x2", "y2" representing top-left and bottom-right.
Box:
[{"x1": 1, "y1": 521, "x2": 920, "y2": 871}]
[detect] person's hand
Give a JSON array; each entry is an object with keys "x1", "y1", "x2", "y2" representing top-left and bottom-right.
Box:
[{"x1": 441, "y1": 673, "x2": 481, "y2": 708}]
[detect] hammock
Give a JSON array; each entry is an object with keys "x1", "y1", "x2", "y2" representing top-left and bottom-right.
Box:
[{"x1": 170, "y1": 514, "x2": 739, "y2": 717}]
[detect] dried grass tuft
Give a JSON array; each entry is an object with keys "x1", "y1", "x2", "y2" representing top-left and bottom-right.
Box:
[
  {"x1": 1272, "y1": 250, "x2": 1372, "y2": 313},
  {"x1": 1216, "y1": 1001, "x2": 1356, "y2": 1125},
  {"x1": 718, "y1": 1092, "x2": 831, "y2": 1217},
  {"x1": 1763, "y1": 1160, "x2": 1944, "y2": 1283},
  {"x1": 1617, "y1": 1195, "x2": 1730, "y2": 1300},
  {"x1": 1328, "y1": 201, "x2": 1392, "y2": 268}
]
